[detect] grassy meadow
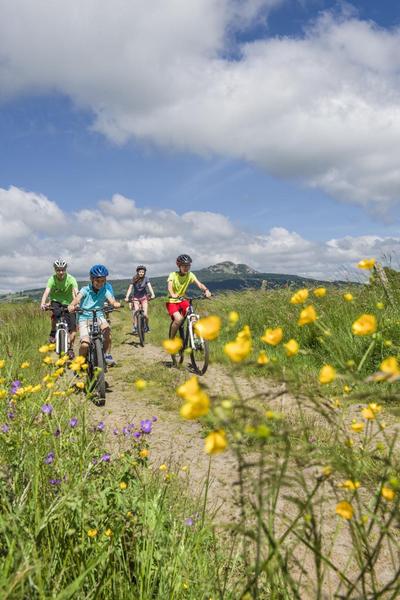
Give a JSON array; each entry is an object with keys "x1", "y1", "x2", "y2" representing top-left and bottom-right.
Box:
[{"x1": 1, "y1": 276, "x2": 400, "y2": 598}]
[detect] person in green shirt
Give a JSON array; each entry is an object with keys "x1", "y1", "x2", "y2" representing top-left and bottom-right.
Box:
[
  {"x1": 40, "y1": 259, "x2": 79, "y2": 355},
  {"x1": 166, "y1": 254, "x2": 211, "y2": 338}
]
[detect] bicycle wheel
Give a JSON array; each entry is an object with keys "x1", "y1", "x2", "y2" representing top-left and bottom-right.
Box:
[
  {"x1": 92, "y1": 338, "x2": 106, "y2": 399},
  {"x1": 189, "y1": 321, "x2": 209, "y2": 375},
  {"x1": 169, "y1": 322, "x2": 184, "y2": 366},
  {"x1": 137, "y1": 312, "x2": 145, "y2": 347},
  {"x1": 56, "y1": 328, "x2": 68, "y2": 355}
]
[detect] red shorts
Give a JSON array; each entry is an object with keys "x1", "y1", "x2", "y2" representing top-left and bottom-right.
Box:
[{"x1": 166, "y1": 300, "x2": 190, "y2": 318}]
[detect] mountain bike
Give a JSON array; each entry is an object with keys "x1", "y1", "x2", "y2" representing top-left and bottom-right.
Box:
[
  {"x1": 132, "y1": 297, "x2": 152, "y2": 347},
  {"x1": 169, "y1": 296, "x2": 209, "y2": 375},
  {"x1": 45, "y1": 304, "x2": 70, "y2": 356}
]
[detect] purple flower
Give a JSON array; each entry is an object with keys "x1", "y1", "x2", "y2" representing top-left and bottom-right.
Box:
[
  {"x1": 127, "y1": 423, "x2": 135, "y2": 431},
  {"x1": 152, "y1": 416, "x2": 158, "y2": 422},
  {"x1": 7, "y1": 412, "x2": 15, "y2": 420},
  {"x1": 133, "y1": 431, "x2": 141, "y2": 439},
  {"x1": 308, "y1": 436, "x2": 317, "y2": 445},
  {"x1": 122, "y1": 427, "x2": 129, "y2": 436},
  {"x1": 140, "y1": 420, "x2": 152, "y2": 434},
  {"x1": 49, "y1": 478, "x2": 61, "y2": 486},
  {"x1": 96, "y1": 421, "x2": 105, "y2": 431},
  {"x1": 100, "y1": 453, "x2": 111, "y2": 462},
  {"x1": 113, "y1": 428, "x2": 119, "y2": 435},
  {"x1": 184, "y1": 517, "x2": 194, "y2": 527},
  {"x1": 54, "y1": 428, "x2": 61, "y2": 438},
  {"x1": 10, "y1": 380, "x2": 22, "y2": 395},
  {"x1": 41, "y1": 403, "x2": 53, "y2": 415},
  {"x1": 1, "y1": 424, "x2": 9, "y2": 433},
  {"x1": 69, "y1": 417, "x2": 78, "y2": 428},
  {"x1": 44, "y1": 452, "x2": 55, "y2": 465}
]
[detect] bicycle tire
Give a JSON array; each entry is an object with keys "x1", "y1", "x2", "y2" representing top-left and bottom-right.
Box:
[
  {"x1": 56, "y1": 328, "x2": 68, "y2": 355},
  {"x1": 190, "y1": 327, "x2": 209, "y2": 375},
  {"x1": 93, "y1": 338, "x2": 106, "y2": 399},
  {"x1": 169, "y1": 322, "x2": 185, "y2": 366},
  {"x1": 137, "y1": 312, "x2": 145, "y2": 347}
]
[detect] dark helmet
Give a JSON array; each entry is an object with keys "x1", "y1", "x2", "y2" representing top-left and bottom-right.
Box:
[
  {"x1": 90, "y1": 264, "x2": 109, "y2": 278},
  {"x1": 136, "y1": 265, "x2": 147, "y2": 272},
  {"x1": 176, "y1": 254, "x2": 192, "y2": 265}
]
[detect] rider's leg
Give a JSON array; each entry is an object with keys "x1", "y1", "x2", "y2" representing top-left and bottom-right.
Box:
[
  {"x1": 141, "y1": 298, "x2": 149, "y2": 331},
  {"x1": 78, "y1": 319, "x2": 90, "y2": 356},
  {"x1": 170, "y1": 311, "x2": 184, "y2": 337},
  {"x1": 132, "y1": 299, "x2": 140, "y2": 332}
]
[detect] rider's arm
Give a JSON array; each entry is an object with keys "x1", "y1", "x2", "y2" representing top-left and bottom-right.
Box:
[
  {"x1": 68, "y1": 292, "x2": 83, "y2": 313},
  {"x1": 167, "y1": 280, "x2": 178, "y2": 299},
  {"x1": 192, "y1": 276, "x2": 211, "y2": 298},
  {"x1": 125, "y1": 284, "x2": 133, "y2": 302},
  {"x1": 72, "y1": 287, "x2": 79, "y2": 299},
  {"x1": 40, "y1": 287, "x2": 51, "y2": 309},
  {"x1": 146, "y1": 282, "x2": 155, "y2": 299}
]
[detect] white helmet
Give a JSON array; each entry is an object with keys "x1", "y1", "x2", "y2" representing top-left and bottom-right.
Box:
[{"x1": 54, "y1": 258, "x2": 67, "y2": 269}]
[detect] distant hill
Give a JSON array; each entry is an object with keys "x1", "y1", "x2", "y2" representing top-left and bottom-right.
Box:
[{"x1": 0, "y1": 261, "x2": 348, "y2": 302}]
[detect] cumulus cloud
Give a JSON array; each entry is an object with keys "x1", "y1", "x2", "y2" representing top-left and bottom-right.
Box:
[
  {"x1": 1, "y1": 2, "x2": 400, "y2": 209},
  {"x1": 0, "y1": 186, "x2": 399, "y2": 293}
]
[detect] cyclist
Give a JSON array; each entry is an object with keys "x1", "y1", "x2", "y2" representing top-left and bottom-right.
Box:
[
  {"x1": 40, "y1": 259, "x2": 78, "y2": 358},
  {"x1": 125, "y1": 265, "x2": 155, "y2": 334},
  {"x1": 167, "y1": 254, "x2": 211, "y2": 338},
  {"x1": 68, "y1": 264, "x2": 120, "y2": 366}
]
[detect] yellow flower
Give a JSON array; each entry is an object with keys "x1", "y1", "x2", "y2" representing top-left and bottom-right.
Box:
[
  {"x1": 119, "y1": 482, "x2": 128, "y2": 490},
  {"x1": 381, "y1": 486, "x2": 396, "y2": 501},
  {"x1": 134, "y1": 379, "x2": 147, "y2": 391},
  {"x1": 194, "y1": 315, "x2": 221, "y2": 340},
  {"x1": 313, "y1": 287, "x2": 327, "y2": 298},
  {"x1": 104, "y1": 528, "x2": 113, "y2": 537},
  {"x1": 357, "y1": 258, "x2": 376, "y2": 270},
  {"x1": 75, "y1": 381, "x2": 85, "y2": 390},
  {"x1": 55, "y1": 357, "x2": 68, "y2": 366},
  {"x1": 376, "y1": 302, "x2": 384, "y2": 310},
  {"x1": 322, "y1": 466, "x2": 333, "y2": 477},
  {"x1": 0, "y1": 390, "x2": 7, "y2": 399},
  {"x1": 47, "y1": 343, "x2": 56, "y2": 351},
  {"x1": 298, "y1": 305, "x2": 317, "y2": 326},
  {"x1": 139, "y1": 449, "x2": 149, "y2": 458},
  {"x1": 46, "y1": 382, "x2": 55, "y2": 389},
  {"x1": 336, "y1": 501, "x2": 353, "y2": 520},
  {"x1": 380, "y1": 357, "x2": 400, "y2": 376},
  {"x1": 74, "y1": 356, "x2": 86, "y2": 365},
  {"x1": 87, "y1": 529, "x2": 98, "y2": 538},
  {"x1": 162, "y1": 338, "x2": 183, "y2": 354},
  {"x1": 159, "y1": 464, "x2": 168, "y2": 471},
  {"x1": 351, "y1": 422, "x2": 364, "y2": 433},
  {"x1": 257, "y1": 351, "x2": 269, "y2": 365},
  {"x1": 260, "y1": 327, "x2": 283, "y2": 346},
  {"x1": 53, "y1": 368, "x2": 64, "y2": 377},
  {"x1": 283, "y1": 339, "x2": 299, "y2": 357},
  {"x1": 343, "y1": 385, "x2": 352, "y2": 394},
  {"x1": 319, "y1": 365, "x2": 336, "y2": 384},
  {"x1": 384, "y1": 340, "x2": 392, "y2": 347},
  {"x1": 340, "y1": 480, "x2": 361, "y2": 491},
  {"x1": 228, "y1": 311, "x2": 239, "y2": 325},
  {"x1": 20, "y1": 361, "x2": 30, "y2": 369},
  {"x1": 290, "y1": 288, "x2": 309, "y2": 304},
  {"x1": 177, "y1": 375, "x2": 200, "y2": 399},
  {"x1": 343, "y1": 293, "x2": 354, "y2": 302},
  {"x1": 43, "y1": 356, "x2": 54, "y2": 365},
  {"x1": 224, "y1": 339, "x2": 251, "y2": 362},
  {"x1": 352, "y1": 314, "x2": 377, "y2": 336},
  {"x1": 180, "y1": 390, "x2": 210, "y2": 419},
  {"x1": 38, "y1": 345, "x2": 50, "y2": 353},
  {"x1": 204, "y1": 430, "x2": 228, "y2": 455},
  {"x1": 181, "y1": 465, "x2": 188, "y2": 472},
  {"x1": 362, "y1": 403, "x2": 382, "y2": 420},
  {"x1": 236, "y1": 325, "x2": 251, "y2": 341}
]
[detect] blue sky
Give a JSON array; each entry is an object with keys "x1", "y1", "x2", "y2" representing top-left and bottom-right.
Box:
[{"x1": 1, "y1": 0, "x2": 400, "y2": 290}]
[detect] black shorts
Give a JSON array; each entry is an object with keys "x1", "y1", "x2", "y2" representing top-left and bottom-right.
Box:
[{"x1": 50, "y1": 301, "x2": 76, "y2": 332}]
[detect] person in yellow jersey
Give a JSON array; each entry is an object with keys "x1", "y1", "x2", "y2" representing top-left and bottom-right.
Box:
[{"x1": 166, "y1": 254, "x2": 211, "y2": 337}]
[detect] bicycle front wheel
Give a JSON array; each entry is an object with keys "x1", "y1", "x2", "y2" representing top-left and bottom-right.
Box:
[
  {"x1": 189, "y1": 324, "x2": 209, "y2": 375},
  {"x1": 137, "y1": 312, "x2": 145, "y2": 347},
  {"x1": 56, "y1": 328, "x2": 68, "y2": 355},
  {"x1": 92, "y1": 338, "x2": 106, "y2": 399}
]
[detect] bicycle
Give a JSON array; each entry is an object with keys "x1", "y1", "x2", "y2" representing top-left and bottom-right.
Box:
[
  {"x1": 132, "y1": 297, "x2": 152, "y2": 347},
  {"x1": 45, "y1": 303, "x2": 71, "y2": 356},
  {"x1": 169, "y1": 296, "x2": 209, "y2": 375}
]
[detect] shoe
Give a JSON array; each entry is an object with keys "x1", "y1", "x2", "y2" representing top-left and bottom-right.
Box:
[
  {"x1": 132, "y1": 326, "x2": 137, "y2": 335},
  {"x1": 105, "y1": 354, "x2": 116, "y2": 366},
  {"x1": 145, "y1": 324, "x2": 150, "y2": 333},
  {"x1": 67, "y1": 348, "x2": 75, "y2": 360}
]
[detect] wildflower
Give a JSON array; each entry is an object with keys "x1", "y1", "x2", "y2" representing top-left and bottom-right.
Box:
[
  {"x1": 340, "y1": 480, "x2": 361, "y2": 491},
  {"x1": 352, "y1": 314, "x2": 377, "y2": 336},
  {"x1": 1, "y1": 424, "x2": 9, "y2": 433},
  {"x1": 260, "y1": 327, "x2": 283, "y2": 346},
  {"x1": 357, "y1": 258, "x2": 375, "y2": 270},
  {"x1": 376, "y1": 302, "x2": 384, "y2": 310},
  {"x1": 119, "y1": 482, "x2": 128, "y2": 490},
  {"x1": 319, "y1": 365, "x2": 336, "y2": 384},
  {"x1": 322, "y1": 466, "x2": 332, "y2": 477},
  {"x1": 140, "y1": 420, "x2": 152, "y2": 434},
  {"x1": 20, "y1": 361, "x2": 30, "y2": 369},
  {"x1": 177, "y1": 376, "x2": 200, "y2": 398},
  {"x1": 204, "y1": 430, "x2": 228, "y2": 455},
  {"x1": 152, "y1": 416, "x2": 157, "y2": 422},
  {"x1": 44, "y1": 451, "x2": 55, "y2": 465},
  {"x1": 104, "y1": 528, "x2": 113, "y2": 537},
  {"x1": 134, "y1": 379, "x2": 147, "y2": 391},
  {"x1": 237, "y1": 325, "x2": 251, "y2": 340},
  {"x1": 100, "y1": 453, "x2": 111, "y2": 462},
  {"x1": 346, "y1": 359, "x2": 356, "y2": 368},
  {"x1": 184, "y1": 517, "x2": 194, "y2": 526},
  {"x1": 381, "y1": 486, "x2": 396, "y2": 501},
  {"x1": 181, "y1": 465, "x2": 188, "y2": 472},
  {"x1": 97, "y1": 421, "x2": 105, "y2": 431},
  {"x1": 43, "y1": 356, "x2": 54, "y2": 365},
  {"x1": 0, "y1": 390, "x2": 7, "y2": 400},
  {"x1": 75, "y1": 381, "x2": 85, "y2": 390},
  {"x1": 336, "y1": 501, "x2": 353, "y2": 520},
  {"x1": 313, "y1": 287, "x2": 327, "y2": 298},
  {"x1": 380, "y1": 357, "x2": 400, "y2": 376},
  {"x1": 46, "y1": 382, "x2": 55, "y2": 389},
  {"x1": 180, "y1": 391, "x2": 210, "y2": 419},
  {"x1": 257, "y1": 351, "x2": 269, "y2": 365},
  {"x1": 10, "y1": 380, "x2": 22, "y2": 395},
  {"x1": 224, "y1": 339, "x2": 251, "y2": 362},
  {"x1": 343, "y1": 293, "x2": 354, "y2": 302},
  {"x1": 69, "y1": 417, "x2": 78, "y2": 428},
  {"x1": 228, "y1": 311, "x2": 239, "y2": 325},
  {"x1": 87, "y1": 529, "x2": 98, "y2": 538},
  {"x1": 41, "y1": 403, "x2": 53, "y2": 415},
  {"x1": 0, "y1": 360, "x2": 5, "y2": 369},
  {"x1": 49, "y1": 478, "x2": 62, "y2": 486},
  {"x1": 159, "y1": 464, "x2": 168, "y2": 471},
  {"x1": 194, "y1": 315, "x2": 221, "y2": 340},
  {"x1": 343, "y1": 385, "x2": 352, "y2": 394},
  {"x1": 290, "y1": 289, "x2": 309, "y2": 304},
  {"x1": 351, "y1": 422, "x2": 364, "y2": 433},
  {"x1": 284, "y1": 339, "x2": 299, "y2": 357},
  {"x1": 31, "y1": 384, "x2": 41, "y2": 393},
  {"x1": 54, "y1": 428, "x2": 61, "y2": 437},
  {"x1": 362, "y1": 403, "x2": 382, "y2": 420},
  {"x1": 384, "y1": 340, "x2": 393, "y2": 347},
  {"x1": 298, "y1": 305, "x2": 317, "y2": 326},
  {"x1": 139, "y1": 448, "x2": 149, "y2": 458},
  {"x1": 38, "y1": 345, "x2": 50, "y2": 353},
  {"x1": 162, "y1": 338, "x2": 183, "y2": 354},
  {"x1": 53, "y1": 367, "x2": 64, "y2": 377}
]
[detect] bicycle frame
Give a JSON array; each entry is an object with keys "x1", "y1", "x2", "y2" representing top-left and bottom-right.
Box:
[{"x1": 46, "y1": 305, "x2": 69, "y2": 355}]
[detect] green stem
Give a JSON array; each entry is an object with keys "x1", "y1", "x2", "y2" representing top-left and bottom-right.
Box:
[{"x1": 357, "y1": 339, "x2": 376, "y2": 373}]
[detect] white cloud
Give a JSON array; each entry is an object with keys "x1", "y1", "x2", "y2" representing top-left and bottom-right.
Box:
[
  {"x1": 1, "y1": 186, "x2": 399, "y2": 293},
  {"x1": 1, "y1": 3, "x2": 400, "y2": 209}
]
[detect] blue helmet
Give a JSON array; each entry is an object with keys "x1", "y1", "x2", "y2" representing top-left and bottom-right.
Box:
[{"x1": 90, "y1": 264, "x2": 109, "y2": 278}]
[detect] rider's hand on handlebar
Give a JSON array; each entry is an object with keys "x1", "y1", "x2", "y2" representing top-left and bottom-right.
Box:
[
  {"x1": 204, "y1": 289, "x2": 212, "y2": 299},
  {"x1": 40, "y1": 303, "x2": 49, "y2": 311},
  {"x1": 67, "y1": 303, "x2": 77, "y2": 313}
]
